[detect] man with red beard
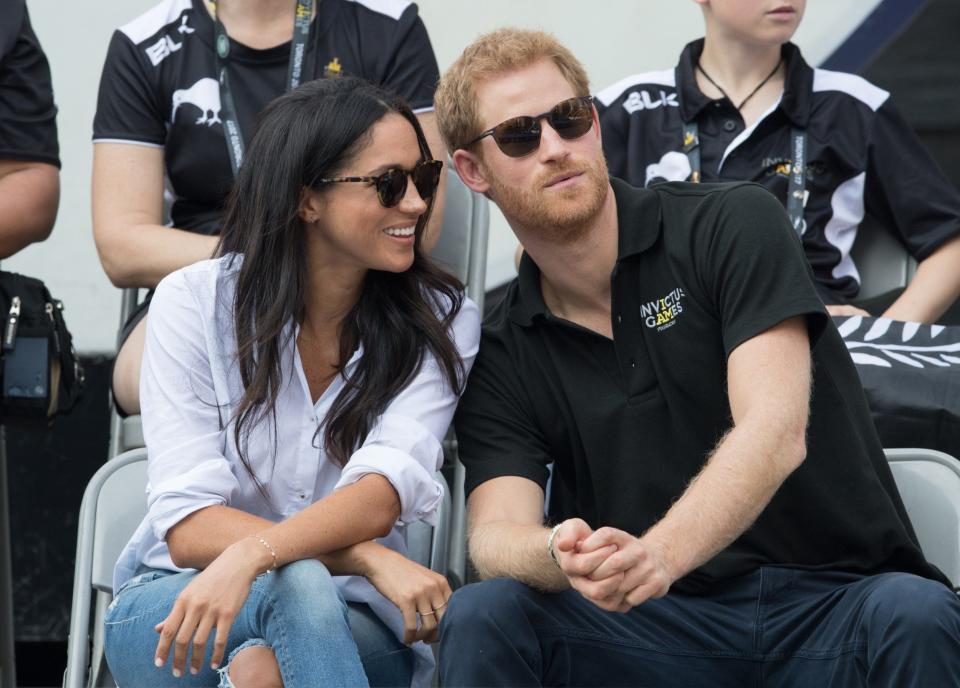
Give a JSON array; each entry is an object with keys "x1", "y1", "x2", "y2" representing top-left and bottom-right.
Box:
[{"x1": 433, "y1": 28, "x2": 960, "y2": 687}]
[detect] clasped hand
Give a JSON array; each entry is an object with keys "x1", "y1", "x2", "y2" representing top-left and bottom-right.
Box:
[{"x1": 553, "y1": 518, "x2": 675, "y2": 612}]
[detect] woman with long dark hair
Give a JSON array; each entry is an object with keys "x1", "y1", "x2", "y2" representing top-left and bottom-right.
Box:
[{"x1": 101, "y1": 77, "x2": 479, "y2": 688}]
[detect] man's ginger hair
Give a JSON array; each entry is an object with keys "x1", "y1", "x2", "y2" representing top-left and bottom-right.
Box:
[{"x1": 434, "y1": 28, "x2": 591, "y2": 155}]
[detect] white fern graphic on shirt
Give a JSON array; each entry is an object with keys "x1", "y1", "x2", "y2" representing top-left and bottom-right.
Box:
[{"x1": 837, "y1": 316, "x2": 960, "y2": 368}]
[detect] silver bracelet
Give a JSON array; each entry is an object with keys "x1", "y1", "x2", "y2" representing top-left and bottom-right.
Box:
[{"x1": 546, "y1": 523, "x2": 563, "y2": 568}]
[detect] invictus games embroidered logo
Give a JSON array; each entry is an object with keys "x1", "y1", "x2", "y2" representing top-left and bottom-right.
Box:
[{"x1": 641, "y1": 287, "x2": 686, "y2": 332}]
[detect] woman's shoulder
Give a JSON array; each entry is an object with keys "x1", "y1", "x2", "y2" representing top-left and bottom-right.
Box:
[{"x1": 153, "y1": 255, "x2": 242, "y2": 315}]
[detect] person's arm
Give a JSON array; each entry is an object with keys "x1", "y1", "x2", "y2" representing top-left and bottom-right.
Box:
[
  {"x1": 576, "y1": 316, "x2": 811, "y2": 610},
  {"x1": 881, "y1": 234, "x2": 960, "y2": 323},
  {"x1": 91, "y1": 143, "x2": 218, "y2": 288},
  {"x1": 862, "y1": 98, "x2": 960, "y2": 323},
  {"x1": 0, "y1": 159, "x2": 58, "y2": 258}
]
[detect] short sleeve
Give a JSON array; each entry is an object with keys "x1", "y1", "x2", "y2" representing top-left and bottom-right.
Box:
[
  {"x1": 377, "y1": 4, "x2": 439, "y2": 112},
  {"x1": 92, "y1": 30, "x2": 166, "y2": 145},
  {"x1": 696, "y1": 184, "x2": 828, "y2": 356},
  {"x1": 0, "y1": 6, "x2": 59, "y2": 166},
  {"x1": 864, "y1": 99, "x2": 960, "y2": 261},
  {"x1": 454, "y1": 330, "x2": 554, "y2": 498}
]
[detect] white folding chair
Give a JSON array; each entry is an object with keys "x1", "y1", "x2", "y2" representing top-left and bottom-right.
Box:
[
  {"x1": 429, "y1": 168, "x2": 489, "y2": 587},
  {"x1": 64, "y1": 448, "x2": 148, "y2": 688},
  {"x1": 886, "y1": 448, "x2": 960, "y2": 588}
]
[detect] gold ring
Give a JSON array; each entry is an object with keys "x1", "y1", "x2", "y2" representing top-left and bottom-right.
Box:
[
  {"x1": 419, "y1": 610, "x2": 436, "y2": 616},
  {"x1": 433, "y1": 601, "x2": 448, "y2": 611}
]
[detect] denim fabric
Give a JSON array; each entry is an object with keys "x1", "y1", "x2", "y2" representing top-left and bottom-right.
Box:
[
  {"x1": 439, "y1": 567, "x2": 960, "y2": 687},
  {"x1": 104, "y1": 561, "x2": 413, "y2": 688}
]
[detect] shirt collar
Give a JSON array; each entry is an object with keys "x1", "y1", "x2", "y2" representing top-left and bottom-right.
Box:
[
  {"x1": 676, "y1": 39, "x2": 814, "y2": 129},
  {"x1": 507, "y1": 178, "x2": 662, "y2": 327}
]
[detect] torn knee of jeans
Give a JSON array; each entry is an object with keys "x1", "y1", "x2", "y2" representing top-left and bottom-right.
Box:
[{"x1": 216, "y1": 638, "x2": 270, "y2": 688}]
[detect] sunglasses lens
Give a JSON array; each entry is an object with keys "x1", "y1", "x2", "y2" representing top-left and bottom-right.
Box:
[
  {"x1": 376, "y1": 168, "x2": 408, "y2": 207},
  {"x1": 412, "y1": 160, "x2": 442, "y2": 200},
  {"x1": 550, "y1": 98, "x2": 593, "y2": 140},
  {"x1": 493, "y1": 117, "x2": 541, "y2": 158}
]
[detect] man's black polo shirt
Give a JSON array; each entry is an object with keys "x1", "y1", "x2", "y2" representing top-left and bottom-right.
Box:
[
  {"x1": 595, "y1": 40, "x2": 960, "y2": 303},
  {"x1": 455, "y1": 178, "x2": 945, "y2": 593}
]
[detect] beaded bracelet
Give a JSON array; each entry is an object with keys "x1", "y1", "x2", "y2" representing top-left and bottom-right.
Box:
[{"x1": 254, "y1": 535, "x2": 278, "y2": 573}]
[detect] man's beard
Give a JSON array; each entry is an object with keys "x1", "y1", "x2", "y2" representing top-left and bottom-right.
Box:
[{"x1": 486, "y1": 154, "x2": 609, "y2": 245}]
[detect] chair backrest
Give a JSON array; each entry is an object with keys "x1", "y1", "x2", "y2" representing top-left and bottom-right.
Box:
[
  {"x1": 886, "y1": 447, "x2": 960, "y2": 586},
  {"x1": 65, "y1": 449, "x2": 148, "y2": 688},
  {"x1": 849, "y1": 216, "x2": 917, "y2": 300},
  {"x1": 430, "y1": 168, "x2": 490, "y2": 310}
]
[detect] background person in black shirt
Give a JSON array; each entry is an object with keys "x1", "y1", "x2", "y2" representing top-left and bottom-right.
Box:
[
  {"x1": 0, "y1": 0, "x2": 59, "y2": 258},
  {"x1": 433, "y1": 27, "x2": 960, "y2": 687},
  {"x1": 597, "y1": 0, "x2": 960, "y2": 325},
  {"x1": 92, "y1": 0, "x2": 443, "y2": 416}
]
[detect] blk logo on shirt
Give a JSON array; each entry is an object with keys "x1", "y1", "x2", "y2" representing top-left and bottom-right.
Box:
[{"x1": 622, "y1": 90, "x2": 679, "y2": 114}]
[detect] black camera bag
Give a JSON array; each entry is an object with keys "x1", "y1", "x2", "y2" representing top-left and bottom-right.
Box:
[{"x1": 0, "y1": 270, "x2": 84, "y2": 422}]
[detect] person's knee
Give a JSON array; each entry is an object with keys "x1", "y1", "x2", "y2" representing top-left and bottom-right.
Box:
[
  {"x1": 441, "y1": 578, "x2": 538, "y2": 642},
  {"x1": 260, "y1": 559, "x2": 348, "y2": 624},
  {"x1": 865, "y1": 574, "x2": 960, "y2": 641},
  {"x1": 112, "y1": 317, "x2": 147, "y2": 415},
  {"x1": 223, "y1": 645, "x2": 282, "y2": 688}
]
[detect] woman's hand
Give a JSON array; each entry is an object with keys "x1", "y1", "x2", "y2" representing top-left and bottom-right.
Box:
[
  {"x1": 154, "y1": 537, "x2": 272, "y2": 677},
  {"x1": 358, "y1": 543, "x2": 451, "y2": 645},
  {"x1": 826, "y1": 304, "x2": 871, "y2": 318}
]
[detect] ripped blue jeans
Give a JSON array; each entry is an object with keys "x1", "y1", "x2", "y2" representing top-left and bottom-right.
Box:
[{"x1": 104, "y1": 560, "x2": 414, "y2": 688}]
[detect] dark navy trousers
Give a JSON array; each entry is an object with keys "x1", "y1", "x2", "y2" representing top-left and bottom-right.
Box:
[{"x1": 439, "y1": 568, "x2": 960, "y2": 687}]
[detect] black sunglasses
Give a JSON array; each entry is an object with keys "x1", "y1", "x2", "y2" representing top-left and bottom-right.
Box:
[
  {"x1": 468, "y1": 96, "x2": 595, "y2": 158},
  {"x1": 319, "y1": 159, "x2": 443, "y2": 208}
]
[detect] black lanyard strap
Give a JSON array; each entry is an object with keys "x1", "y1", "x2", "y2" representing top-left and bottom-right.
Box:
[
  {"x1": 682, "y1": 121, "x2": 807, "y2": 236},
  {"x1": 211, "y1": 0, "x2": 316, "y2": 175}
]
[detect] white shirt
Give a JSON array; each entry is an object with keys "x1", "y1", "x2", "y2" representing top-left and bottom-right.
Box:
[{"x1": 113, "y1": 255, "x2": 480, "y2": 687}]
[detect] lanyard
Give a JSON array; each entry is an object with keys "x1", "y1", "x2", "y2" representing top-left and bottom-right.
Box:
[
  {"x1": 682, "y1": 121, "x2": 808, "y2": 237},
  {"x1": 211, "y1": 0, "x2": 315, "y2": 176}
]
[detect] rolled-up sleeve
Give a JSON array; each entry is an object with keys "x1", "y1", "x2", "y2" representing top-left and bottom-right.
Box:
[
  {"x1": 140, "y1": 271, "x2": 240, "y2": 541},
  {"x1": 335, "y1": 297, "x2": 481, "y2": 525}
]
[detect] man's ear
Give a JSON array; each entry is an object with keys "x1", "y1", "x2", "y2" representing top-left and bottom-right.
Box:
[
  {"x1": 298, "y1": 186, "x2": 323, "y2": 224},
  {"x1": 452, "y1": 149, "x2": 492, "y2": 195}
]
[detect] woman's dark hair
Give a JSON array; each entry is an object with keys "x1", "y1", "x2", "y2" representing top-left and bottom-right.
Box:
[{"x1": 216, "y1": 77, "x2": 465, "y2": 489}]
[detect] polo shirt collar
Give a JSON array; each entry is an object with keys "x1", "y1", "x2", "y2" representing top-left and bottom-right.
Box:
[
  {"x1": 507, "y1": 178, "x2": 662, "y2": 327},
  {"x1": 676, "y1": 39, "x2": 814, "y2": 129}
]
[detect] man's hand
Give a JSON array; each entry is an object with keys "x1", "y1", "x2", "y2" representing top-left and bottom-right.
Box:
[
  {"x1": 552, "y1": 519, "x2": 624, "y2": 610},
  {"x1": 581, "y1": 528, "x2": 675, "y2": 612}
]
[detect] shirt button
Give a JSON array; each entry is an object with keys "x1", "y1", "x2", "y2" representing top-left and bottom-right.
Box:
[
  {"x1": 630, "y1": 358, "x2": 636, "y2": 367},
  {"x1": 723, "y1": 119, "x2": 737, "y2": 132},
  {"x1": 299, "y1": 493, "x2": 306, "y2": 500},
  {"x1": 616, "y1": 314, "x2": 622, "y2": 324}
]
